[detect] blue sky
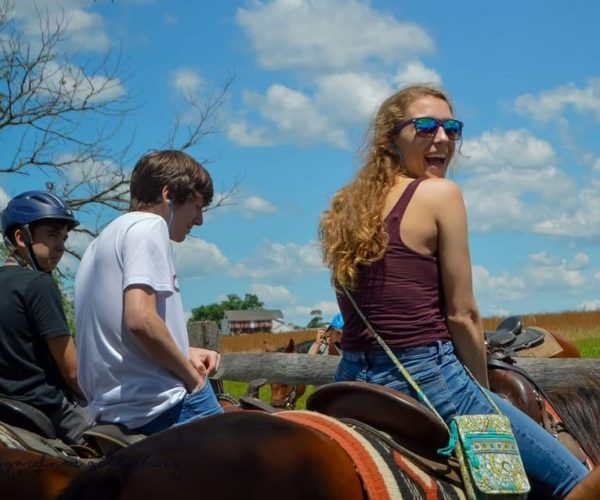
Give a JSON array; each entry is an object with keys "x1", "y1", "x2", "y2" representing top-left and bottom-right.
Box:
[{"x1": 1, "y1": 0, "x2": 600, "y2": 327}]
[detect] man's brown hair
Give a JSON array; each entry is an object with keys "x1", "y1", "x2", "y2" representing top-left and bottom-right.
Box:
[{"x1": 129, "y1": 150, "x2": 214, "y2": 211}]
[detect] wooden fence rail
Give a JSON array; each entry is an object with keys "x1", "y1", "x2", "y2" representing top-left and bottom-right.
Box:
[
  {"x1": 215, "y1": 353, "x2": 600, "y2": 392},
  {"x1": 187, "y1": 321, "x2": 600, "y2": 392}
]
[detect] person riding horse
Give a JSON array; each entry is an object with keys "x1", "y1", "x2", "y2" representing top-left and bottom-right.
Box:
[
  {"x1": 308, "y1": 312, "x2": 344, "y2": 356},
  {"x1": 0, "y1": 191, "x2": 95, "y2": 444}
]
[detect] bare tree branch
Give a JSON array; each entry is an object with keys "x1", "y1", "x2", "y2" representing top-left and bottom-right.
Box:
[{"x1": 0, "y1": 2, "x2": 237, "y2": 252}]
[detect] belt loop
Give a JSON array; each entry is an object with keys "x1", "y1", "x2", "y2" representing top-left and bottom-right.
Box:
[{"x1": 436, "y1": 340, "x2": 443, "y2": 362}]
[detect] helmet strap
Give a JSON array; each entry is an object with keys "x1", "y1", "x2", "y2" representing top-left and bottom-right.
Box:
[
  {"x1": 7, "y1": 225, "x2": 44, "y2": 272},
  {"x1": 25, "y1": 246, "x2": 43, "y2": 272}
]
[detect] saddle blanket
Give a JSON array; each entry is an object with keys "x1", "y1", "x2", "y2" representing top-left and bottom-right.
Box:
[{"x1": 278, "y1": 410, "x2": 466, "y2": 500}]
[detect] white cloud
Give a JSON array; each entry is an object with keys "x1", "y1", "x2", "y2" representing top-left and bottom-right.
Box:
[
  {"x1": 250, "y1": 284, "x2": 294, "y2": 306},
  {"x1": 514, "y1": 78, "x2": 600, "y2": 122},
  {"x1": 526, "y1": 264, "x2": 586, "y2": 289},
  {"x1": 285, "y1": 300, "x2": 340, "y2": 326},
  {"x1": 524, "y1": 252, "x2": 589, "y2": 291},
  {"x1": 593, "y1": 159, "x2": 600, "y2": 172},
  {"x1": 37, "y1": 61, "x2": 126, "y2": 105},
  {"x1": 394, "y1": 61, "x2": 442, "y2": 86},
  {"x1": 571, "y1": 252, "x2": 590, "y2": 269},
  {"x1": 240, "y1": 85, "x2": 349, "y2": 148},
  {"x1": 236, "y1": 0, "x2": 434, "y2": 71},
  {"x1": 578, "y1": 300, "x2": 600, "y2": 311},
  {"x1": 14, "y1": 0, "x2": 110, "y2": 52},
  {"x1": 457, "y1": 129, "x2": 589, "y2": 234},
  {"x1": 61, "y1": 229, "x2": 95, "y2": 275},
  {"x1": 227, "y1": 121, "x2": 273, "y2": 146},
  {"x1": 533, "y1": 181, "x2": 600, "y2": 237},
  {"x1": 230, "y1": 2, "x2": 441, "y2": 149},
  {"x1": 207, "y1": 193, "x2": 277, "y2": 220},
  {"x1": 229, "y1": 240, "x2": 326, "y2": 281},
  {"x1": 462, "y1": 130, "x2": 555, "y2": 172},
  {"x1": 171, "y1": 68, "x2": 203, "y2": 94},
  {"x1": 54, "y1": 154, "x2": 121, "y2": 186},
  {"x1": 0, "y1": 186, "x2": 10, "y2": 211},
  {"x1": 314, "y1": 72, "x2": 392, "y2": 125},
  {"x1": 463, "y1": 165, "x2": 574, "y2": 233},
  {"x1": 240, "y1": 196, "x2": 277, "y2": 219},
  {"x1": 173, "y1": 237, "x2": 229, "y2": 278},
  {"x1": 529, "y1": 251, "x2": 555, "y2": 266},
  {"x1": 472, "y1": 265, "x2": 528, "y2": 301}
]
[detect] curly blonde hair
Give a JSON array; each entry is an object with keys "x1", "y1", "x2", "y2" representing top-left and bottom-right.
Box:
[{"x1": 319, "y1": 84, "x2": 454, "y2": 288}]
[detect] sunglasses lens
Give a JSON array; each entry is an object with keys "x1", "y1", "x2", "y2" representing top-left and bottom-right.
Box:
[
  {"x1": 413, "y1": 117, "x2": 439, "y2": 137},
  {"x1": 443, "y1": 119, "x2": 462, "y2": 140}
]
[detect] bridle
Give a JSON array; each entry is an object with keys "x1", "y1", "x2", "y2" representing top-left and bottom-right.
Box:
[{"x1": 273, "y1": 385, "x2": 299, "y2": 410}]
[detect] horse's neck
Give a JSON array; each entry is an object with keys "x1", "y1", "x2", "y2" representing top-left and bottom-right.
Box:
[{"x1": 328, "y1": 342, "x2": 341, "y2": 355}]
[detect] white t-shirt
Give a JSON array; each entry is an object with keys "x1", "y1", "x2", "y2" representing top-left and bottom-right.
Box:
[{"x1": 75, "y1": 212, "x2": 188, "y2": 428}]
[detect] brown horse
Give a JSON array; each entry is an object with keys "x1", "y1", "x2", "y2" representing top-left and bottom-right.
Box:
[
  {"x1": 547, "y1": 329, "x2": 581, "y2": 357},
  {"x1": 58, "y1": 411, "x2": 366, "y2": 500},
  {"x1": 0, "y1": 374, "x2": 598, "y2": 500},
  {"x1": 0, "y1": 446, "x2": 83, "y2": 500},
  {"x1": 263, "y1": 339, "x2": 307, "y2": 409},
  {"x1": 54, "y1": 377, "x2": 600, "y2": 500},
  {"x1": 547, "y1": 375, "x2": 600, "y2": 465}
]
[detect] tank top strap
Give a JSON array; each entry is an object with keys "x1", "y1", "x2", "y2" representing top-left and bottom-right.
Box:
[{"x1": 385, "y1": 178, "x2": 426, "y2": 243}]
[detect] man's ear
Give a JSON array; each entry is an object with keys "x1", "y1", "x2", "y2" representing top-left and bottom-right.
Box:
[
  {"x1": 161, "y1": 185, "x2": 172, "y2": 203},
  {"x1": 12, "y1": 227, "x2": 32, "y2": 248}
]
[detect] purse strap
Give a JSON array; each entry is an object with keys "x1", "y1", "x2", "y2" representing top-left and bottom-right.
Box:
[{"x1": 341, "y1": 286, "x2": 502, "y2": 428}]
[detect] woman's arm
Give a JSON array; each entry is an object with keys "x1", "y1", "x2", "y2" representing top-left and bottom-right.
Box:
[{"x1": 431, "y1": 180, "x2": 488, "y2": 387}]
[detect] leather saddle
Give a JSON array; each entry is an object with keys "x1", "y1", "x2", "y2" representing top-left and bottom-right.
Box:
[
  {"x1": 0, "y1": 396, "x2": 57, "y2": 439},
  {"x1": 488, "y1": 358, "x2": 591, "y2": 467},
  {"x1": 306, "y1": 381, "x2": 449, "y2": 459},
  {"x1": 0, "y1": 396, "x2": 145, "y2": 457},
  {"x1": 485, "y1": 315, "x2": 545, "y2": 357}
]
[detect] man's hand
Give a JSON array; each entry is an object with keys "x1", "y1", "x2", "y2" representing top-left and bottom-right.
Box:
[
  {"x1": 316, "y1": 329, "x2": 327, "y2": 344},
  {"x1": 190, "y1": 347, "x2": 221, "y2": 377}
]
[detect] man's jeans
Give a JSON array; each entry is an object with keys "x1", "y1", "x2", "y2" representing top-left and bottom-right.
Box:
[
  {"x1": 335, "y1": 340, "x2": 588, "y2": 499},
  {"x1": 135, "y1": 381, "x2": 224, "y2": 435}
]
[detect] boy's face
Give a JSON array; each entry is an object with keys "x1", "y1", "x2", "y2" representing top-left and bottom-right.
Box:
[
  {"x1": 169, "y1": 194, "x2": 205, "y2": 242},
  {"x1": 26, "y1": 221, "x2": 69, "y2": 272}
]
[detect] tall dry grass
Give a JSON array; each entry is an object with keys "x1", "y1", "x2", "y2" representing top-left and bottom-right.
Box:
[
  {"x1": 482, "y1": 310, "x2": 600, "y2": 340},
  {"x1": 221, "y1": 329, "x2": 319, "y2": 353},
  {"x1": 222, "y1": 310, "x2": 600, "y2": 353}
]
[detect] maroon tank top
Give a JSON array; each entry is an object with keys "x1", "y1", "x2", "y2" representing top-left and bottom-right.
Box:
[{"x1": 338, "y1": 178, "x2": 450, "y2": 351}]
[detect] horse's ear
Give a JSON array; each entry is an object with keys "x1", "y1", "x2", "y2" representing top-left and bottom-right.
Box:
[{"x1": 285, "y1": 338, "x2": 296, "y2": 352}]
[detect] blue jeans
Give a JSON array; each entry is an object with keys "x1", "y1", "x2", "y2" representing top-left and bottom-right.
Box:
[
  {"x1": 335, "y1": 341, "x2": 588, "y2": 499},
  {"x1": 135, "y1": 382, "x2": 224, "y2": 435}
]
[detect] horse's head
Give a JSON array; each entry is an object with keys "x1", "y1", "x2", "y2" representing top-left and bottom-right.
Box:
[{"x1": 264, "y1": 338, "x2": 306, "y2": 409}]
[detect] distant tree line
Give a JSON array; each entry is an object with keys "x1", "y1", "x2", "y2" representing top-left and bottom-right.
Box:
[{"x1": 190, "y1": 293, "x2": 264, "y2": 323}]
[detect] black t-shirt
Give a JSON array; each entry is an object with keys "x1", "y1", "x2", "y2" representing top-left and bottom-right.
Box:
[{"x1": 0, "y1": 266, "x2": 71, "y2": 411}]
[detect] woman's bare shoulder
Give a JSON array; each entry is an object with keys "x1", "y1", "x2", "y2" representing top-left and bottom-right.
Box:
[{"x1": 416, "y1": 177, "x2": 463, "y2": 202}]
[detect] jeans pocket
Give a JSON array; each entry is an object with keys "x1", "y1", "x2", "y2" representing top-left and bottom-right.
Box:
[{"x1": 335, "y1": 359, "x2": 364, "y2": 382}]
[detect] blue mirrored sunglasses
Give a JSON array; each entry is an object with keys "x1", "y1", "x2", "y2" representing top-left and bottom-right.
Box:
[{"x1": 392, "y1": 116, "x2": 463, "y2": 141}]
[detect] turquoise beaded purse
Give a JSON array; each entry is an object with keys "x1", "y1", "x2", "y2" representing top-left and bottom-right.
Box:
[
  {"x1": 439, "y1": 413, "x2": 530, "y2": 499},
  {"x1": 342, "y1": 287, "x2": 531, "y2": 499}
]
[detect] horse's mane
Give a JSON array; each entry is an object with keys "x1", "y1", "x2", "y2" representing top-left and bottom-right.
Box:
[
  {"x1": 295, "y1": 340, "x2": 314, "y2": 354},
  {"x1": 547, "y1": 374, "x2": 600, "y2": 466}
]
